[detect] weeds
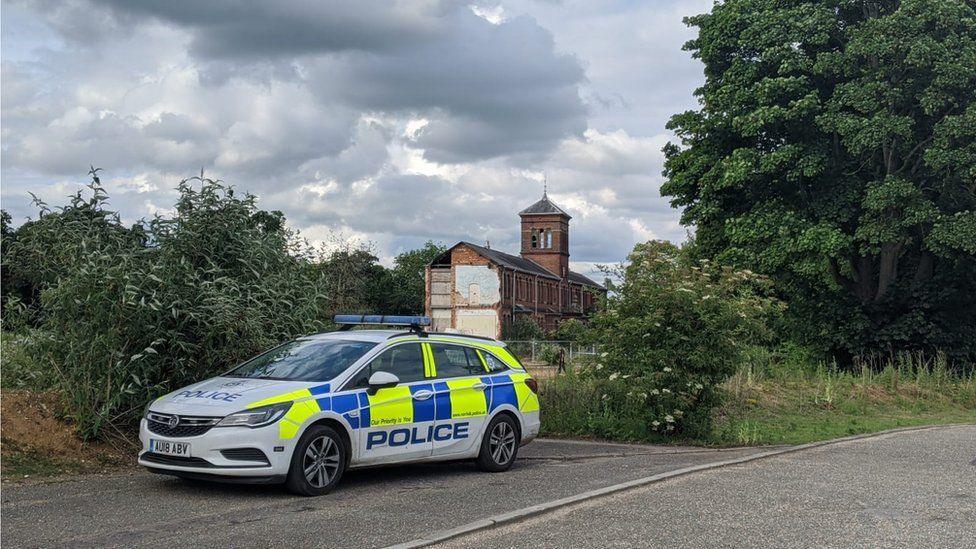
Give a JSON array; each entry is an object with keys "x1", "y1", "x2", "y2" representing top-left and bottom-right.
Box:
[{"x1": 538, "y1": 350, "x2": 975, "y2": 446}]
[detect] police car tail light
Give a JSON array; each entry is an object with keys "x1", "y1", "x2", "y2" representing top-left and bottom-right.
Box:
[
  {"x1": 524, "y1": 378, "x2": 539, "y2": 394},
  {"x1": 216, "y1": 402, "x2": 292, "y2": 428}
]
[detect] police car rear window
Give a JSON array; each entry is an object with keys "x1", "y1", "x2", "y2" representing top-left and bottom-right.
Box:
[
  {"x1": 225, "y1": 339, "x2": 377, "y2": 382},
  {"x1": 479, "y1": 351, "x2": 510, "y2": 373}
]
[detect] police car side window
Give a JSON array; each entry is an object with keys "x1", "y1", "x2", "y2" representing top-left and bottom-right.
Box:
[
  {"x1": 342, "y1": 343, "x2": 425, "y2": 390},
  {"x1": 480, "y1": 351, "x2": 509, "y2": 373},
  {"x1": 430, "y1": 344, "x2": 484, "y2": 378}
]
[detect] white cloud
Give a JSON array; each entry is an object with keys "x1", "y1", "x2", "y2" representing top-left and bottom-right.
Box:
[{"x1": 2, "y1": 0, "x2": 705, "y2": 268}]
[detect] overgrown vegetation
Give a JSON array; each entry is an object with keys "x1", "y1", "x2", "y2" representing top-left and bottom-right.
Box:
[
  {"x1": 540, "y1": 351, "x2": 975, "y2": 445},
  {"x1": 560, "y1": 241, "x2": 782, "y2": 439},
  {"x1": 0, "y1": 173, "x2": 442, "y2": 439},
  {"x1": 713, "y1": 351, "x2": 976, "y2": 445}
]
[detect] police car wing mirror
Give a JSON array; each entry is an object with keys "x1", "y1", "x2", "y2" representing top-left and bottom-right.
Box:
[{"x1": 367, "y1": 371, "x2": 400, "y2": 394}]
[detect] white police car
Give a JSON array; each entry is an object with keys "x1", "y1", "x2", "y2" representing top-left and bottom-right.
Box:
[{"x1": 138, "y1": 316, "x2": 540, "y2": 496}]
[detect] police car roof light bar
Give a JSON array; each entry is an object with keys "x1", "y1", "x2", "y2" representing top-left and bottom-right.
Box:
[{"x1": 333, "y1": 315, "x2": 431, "y2": 336}]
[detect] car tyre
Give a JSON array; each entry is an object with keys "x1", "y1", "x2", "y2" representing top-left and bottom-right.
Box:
[
  {"x1": 286, "y1": 424, "x2": 347, "y2": 496},
  {"x1": 476, "y1": 414, "x2": 520, "y2": 472}
]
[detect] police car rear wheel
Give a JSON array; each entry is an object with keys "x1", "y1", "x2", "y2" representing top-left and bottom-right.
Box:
[
  {"x1": 476, "y1": 414, "x2": 519, "y2": 472},
  {"x1": 286, "y1": 425, "x2": 346, "y2": 496}
]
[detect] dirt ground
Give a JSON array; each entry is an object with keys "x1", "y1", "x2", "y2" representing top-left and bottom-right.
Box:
[{"x1": 1, "y1": 389, "x2": 134, "y2": 480}]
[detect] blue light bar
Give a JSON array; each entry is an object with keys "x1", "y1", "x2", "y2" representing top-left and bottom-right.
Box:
[{"x1": 333, "y1": 315, "x2": 431, "y2": 327}]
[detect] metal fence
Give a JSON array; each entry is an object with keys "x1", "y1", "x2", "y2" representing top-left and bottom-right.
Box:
[{"x1": 502, "y1": 340, "x2": 600, "y2": 366}]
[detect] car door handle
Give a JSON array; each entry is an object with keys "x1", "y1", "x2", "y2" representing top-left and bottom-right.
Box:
[
  {"x1": 413, "y1": 390, "x2": 433, "y2": 400},
  {"x1": 471, "y1": 382, "x2": 488, "y2": 390}
]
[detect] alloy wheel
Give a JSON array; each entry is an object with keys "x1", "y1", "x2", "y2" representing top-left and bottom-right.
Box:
[
  {"x1": 488, "y1": 421, "x2": 517, "y2": 465},
  {"x1": 303, "y1": 435, "x2": 341, "y2": 488}
]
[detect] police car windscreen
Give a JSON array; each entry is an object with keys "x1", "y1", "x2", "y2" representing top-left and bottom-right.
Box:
[{"x1": 225, "y1": 339, "x2": 377, "y2": 381}]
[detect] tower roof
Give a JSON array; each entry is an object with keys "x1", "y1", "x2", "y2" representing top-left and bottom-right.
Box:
[{"x1": 518, "y1": 191, "x2": 571, "y2": 218}]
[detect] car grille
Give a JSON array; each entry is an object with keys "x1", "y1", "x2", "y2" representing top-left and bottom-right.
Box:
[
  {"x1": 147, "y1": 412, "x2": 221, "y2": 438},
  {"x1": 220, "y1": 448, "x2": 270, "y2": 465},
  {"x1": 141, "y1": 453, "x2": 214, "y2": 468}
]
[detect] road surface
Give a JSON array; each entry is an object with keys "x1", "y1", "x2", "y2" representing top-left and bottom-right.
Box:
[
  {"x1": 0, "y1": 439, "x2": 766, "y2": 547},
  {"x1": 445, "y1": 425, "x2": 976, "y2": 549},
  {"x1": 1, "y1": 426, "x2": 972, "y2": 548}
]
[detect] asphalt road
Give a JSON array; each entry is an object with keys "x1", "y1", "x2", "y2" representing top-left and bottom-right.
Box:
[
  {"x1": 0, "y1": 439, "x2": 767, "y2": 548},
  {"x1": 445, "y1": 425, "x2": 976, "y2": 549},
  {"x1": 2, "y1": 427, "x2": 972, "y2": 548}
]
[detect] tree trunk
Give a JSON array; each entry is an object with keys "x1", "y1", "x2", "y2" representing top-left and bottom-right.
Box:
[
  {"x1": 913, "y1": 250, "x2": 934, "y2": 286},
  {"x1": 875, "y1": 242, "x2": 902, "y2": 301},
  {"x1": 855, "y1": 254, "x2": 875, "y2": 304}
]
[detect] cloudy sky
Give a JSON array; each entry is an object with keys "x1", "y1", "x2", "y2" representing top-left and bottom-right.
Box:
[{"x1": 1, "y1": 0, "x2": 710, "y2": 274}]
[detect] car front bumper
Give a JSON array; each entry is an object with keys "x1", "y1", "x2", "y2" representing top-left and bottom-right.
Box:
[{"x1": 137, "y1": 418, "x2": 294, "y2": 480}]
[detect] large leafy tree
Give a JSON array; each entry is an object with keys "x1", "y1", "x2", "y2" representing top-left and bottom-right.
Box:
[{"x1": 663, "y1": 0, "x2": 976, "y2": 360}]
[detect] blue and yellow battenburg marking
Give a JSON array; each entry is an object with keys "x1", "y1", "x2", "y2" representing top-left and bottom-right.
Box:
[{"x1": 245, "y1": 345, "x2": 537, "y2": 440}]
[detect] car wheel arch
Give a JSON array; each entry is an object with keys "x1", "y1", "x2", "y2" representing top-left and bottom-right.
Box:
[
  {"x1": 301, "y1": 416, "x2": 354, "y2": 467},
  {"x1": 485, "y1": 409, "x2": 522, "y2": 442}
]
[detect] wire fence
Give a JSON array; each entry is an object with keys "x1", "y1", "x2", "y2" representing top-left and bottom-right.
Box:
[{"x1": 502, "y1": 340, "x2": 601, "y2": 366}]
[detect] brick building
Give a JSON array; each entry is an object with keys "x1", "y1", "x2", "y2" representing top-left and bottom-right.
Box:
[{"x1": 425, "y1": 192, "x2": 606, "y2": 338}]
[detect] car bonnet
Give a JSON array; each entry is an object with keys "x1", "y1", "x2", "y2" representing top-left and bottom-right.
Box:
[{"x1": 150, "y1": 377, "x2": 321, "y2": 416}]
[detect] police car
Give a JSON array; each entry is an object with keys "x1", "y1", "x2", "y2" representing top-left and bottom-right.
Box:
[{"x1": 138, "y1": 316, "x2": 540, "y2": 496}]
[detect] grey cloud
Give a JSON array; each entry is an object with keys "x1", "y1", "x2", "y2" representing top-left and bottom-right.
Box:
[
  {"x1": 73, "y1": 1, "x2": 588, "y2": 163},
  {"x1": 322, "y1": 12, "x2": 586, "y2": 162},
  {"x1": 91, "y1": 0, "x2": 454, "y2": 59}
]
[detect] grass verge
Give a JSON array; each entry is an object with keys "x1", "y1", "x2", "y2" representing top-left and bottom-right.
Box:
[
  {"x1": 711, "y1": 354, "x2": 976, "y2": 445},
  {"x1": 537, "y1": 352, "x2": 976, "y2": 446}
]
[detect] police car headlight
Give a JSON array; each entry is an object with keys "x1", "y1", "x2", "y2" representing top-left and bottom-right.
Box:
[{"x1": 216, "y1": 402, "x2": 292, "y2": 428}]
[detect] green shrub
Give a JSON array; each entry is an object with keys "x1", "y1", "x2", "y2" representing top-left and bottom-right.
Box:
[
  {"x1": 503, "y1": 316, "x2": 545, "y2": 341},
  {"x1": 586, "y1": 241, "x2": 782, "y2": 439},
  {"x1": 18, "y1": 175, "x2": 336, "y2": 438},
  {"x1": 551, "y1": 318, "x2": 589, "y2": 342},
  {"x1": 537, "y1": 344, "x2": 558, "y2": 366},
  {"x1": 0, "y1": 330, "x2": 56, "y2": 390}
]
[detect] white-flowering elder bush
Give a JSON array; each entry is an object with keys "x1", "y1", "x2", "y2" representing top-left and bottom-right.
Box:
[{"x1": 585, "y1": 241, "x2": 782, "y2": 439}]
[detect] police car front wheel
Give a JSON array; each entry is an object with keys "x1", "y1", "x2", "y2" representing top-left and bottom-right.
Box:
[
  {"x1": 476, "y1": 414, "x2": 519, "y2": 472},
  {"x1": 286, "y1": 425, "x2": 347, "y2": 496}
]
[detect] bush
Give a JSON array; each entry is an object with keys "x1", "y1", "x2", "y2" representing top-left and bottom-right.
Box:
[
  {"x1": 537, "y1": 343, "x2": 559, "y2": 366},
  {"x1": 502, "y1": 316, "x2": 545, "y2": 341},
  {"x1": 551, "y1": 318, "x2": 589, "y2": 342},
  {"x1": 15, "y1": 175, "x2": 336, "y2": 438},
  {"x1": 586, "y1": 241, "x2": 782, "y2": 439},
  {"x1": 0, "y1": 330, "x2": 56, "y2": 390}
]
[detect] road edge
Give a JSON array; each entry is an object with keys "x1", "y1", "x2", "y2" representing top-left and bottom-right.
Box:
[{"x1": 386, "y1": 424, "x2": 964, "y2": 549}]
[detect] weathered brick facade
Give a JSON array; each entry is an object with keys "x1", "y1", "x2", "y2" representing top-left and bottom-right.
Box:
[{"x1": 425, "y1": 193, "x2": 605, "y2": 338}]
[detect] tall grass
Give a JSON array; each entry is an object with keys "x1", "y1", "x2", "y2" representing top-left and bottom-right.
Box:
[{"x1": 538, "y1": 350, "x2": 976, "y2": 445}]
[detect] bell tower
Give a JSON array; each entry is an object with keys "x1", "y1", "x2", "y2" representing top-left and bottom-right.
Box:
[{"x1": 519, "y1": 190, "x2": 570, "y2": 278}]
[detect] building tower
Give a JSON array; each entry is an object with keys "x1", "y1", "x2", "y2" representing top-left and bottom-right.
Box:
[{"x1": 519, "y1": 189, "x2": 571, "y2": 278}]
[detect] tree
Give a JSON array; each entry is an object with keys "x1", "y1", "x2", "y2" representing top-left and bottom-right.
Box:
[
  {"x1": 316, "y1": 247, "x2": 389, "y2": 315},
  {"x1": 387, "y1": 241, "x2": 447, "y2": 314},
  {"x1": 663, "y1": 0, "x2": 976, "y2": 361}
]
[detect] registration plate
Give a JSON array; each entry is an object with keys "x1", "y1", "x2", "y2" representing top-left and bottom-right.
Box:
[{"x1": 150, "y1": 439, "x2": 191, "y2": 457}]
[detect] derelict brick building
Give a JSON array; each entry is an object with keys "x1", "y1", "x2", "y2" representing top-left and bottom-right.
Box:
[{"x1": 425, "y1": 192, "x2": 606, "y2": 338}]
